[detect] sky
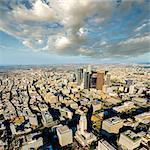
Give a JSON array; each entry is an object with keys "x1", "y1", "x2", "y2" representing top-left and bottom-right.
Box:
[{"x1": 0, "y1": 0, "x2": 150, "y2": 65}]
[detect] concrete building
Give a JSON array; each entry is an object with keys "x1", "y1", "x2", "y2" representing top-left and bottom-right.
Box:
[
  {"x1": 105, "y1": 73, "x2": 111, "y2": 86},
  {"x1": 22, "y1": 137, "x2": 43, "y2": 150},
  {"x1": 41, "y1": 111, "x2": 54, "y2": 127},
  {"x1": 56, "y1": 125, "x2": 73, "y2": 147},
  {"x1": 75, "y1": 114, "x2": 97, "y2": 147},
  {"x1": 92, "y1": 99, "x2": 102, "y2": 112},
  {"x1": 84, "y1": 71, "x2": 90, "y2": 89},
  {"x1": 129, "y1": 85, "x2": 135, "y2": 94},
  {"x1": 97, "y1": 139, "x2": 117, "y2": 150},
  {"x1": 29, "y1": 114, "x2": 38, "y2": 127},
  {"x1": 77, "y1": 68, "x2": 83, "y2": 85},
  {"x1": 90, "y1": 73, "x2": 97, "y2": 88},
  {"x1": 118, "y1": 130, "x2": 141, "y2": 150},
  {"x1": 132, "y1": 98, "x2": 147, "y2": 106},
  {"x1": 44, "y1": 92, "x2": 58, "y2": 104},
  {"x1": 102, "y1": 116, "x2": 124, "y2": 134}
]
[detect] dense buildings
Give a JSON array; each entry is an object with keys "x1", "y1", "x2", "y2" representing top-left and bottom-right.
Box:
[{"x1": 0, "y1": 64, "x2": 149, "y2": 149}]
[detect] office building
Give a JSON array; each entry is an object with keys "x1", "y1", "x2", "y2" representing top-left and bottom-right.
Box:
[
  {"x1": 118, "y1": 130, "x2": 141, "y2": 150},
  {"x1": 75, "y1": 114, "x2": 97, "y2": 147},
  {"x1": 29, "y1": 114, "x2": 38, "y2": 127},
  {"x1": 77, "y1": 68, "x2": 83, "y2": 85},
  {"x1": 102, "y1": 116, "x2": 124, "y2": 134},
  {"x1": 105, "y1": 73, "x2": 111, "y2": 86},
  {"x1": 90, "y1": 73, "x2": 97, "y2": 88},
  {"x1": 84, "y1": 71, "x2": 90, "y2": 89},
  {"x1": 129, "y1": 85, "x2": 135, "y2": 94},
  {"x1": 56, "y1": 125, "x2": 73, "y2": 147},
  {"x1": 96, "y1": 71, "x2": 105, "y2": 90}
]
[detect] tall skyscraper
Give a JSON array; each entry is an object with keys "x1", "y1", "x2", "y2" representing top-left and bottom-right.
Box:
[
  {"x1": 90, "y1": 73, "x2": 97, "y2": 88},
  {"x1": 87, "y1": 65, "x2": 92, "y2": 74},
  {"x1": 75, "y1": 114, "x2": 97, "y2": 147},
  {"x1": 96, "y1": 71, "x2": 105, "y2": 90},
  {"x1": 105, "y1": 73, "x2": 111, "y2": 86},
  {"x1": 84, "y1": 71, "x2": 90, "y2": 89},
  {"x1": 77, "y1": 68, "x2": 83, "y2": 85}
]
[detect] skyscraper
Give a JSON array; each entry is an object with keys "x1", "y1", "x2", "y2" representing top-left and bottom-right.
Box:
[
  {"x1": 77, "y1": 68, "x2": 83, "y2": 85},
  {"x1": 96, "y1": 71, "x2": 105, "y2": 90},
  {"x1": 84, "y1": 71, "x2": 90, "y2": 89},
  {"x1": 79, "y1": 114, "x2": 87, "y2": 135},
  {"x1": 105, "y1": 73, "x2": 111, "y2": 86},
  {"x1": 90, "y1": 73, "x2": 97, "y2": 88}
]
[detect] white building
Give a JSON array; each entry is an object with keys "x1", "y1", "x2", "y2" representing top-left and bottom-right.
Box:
[
  {"x1": 102, "y1": 116, "x2": 124, "y2": 134},
  {"x1": 22, "y1": 137, "x2": 43, "y2": 150},
  {"x1": 118, "y1": 130, "x2": 141, "y2": 150},
  {"x1": 29, "y1": 114, "x2": 38, "y2": 127},
  {"x1": 56, "y1": 125, "x2": 73, "y2": 147},
  {"x1": 129, "y1": 85, "x2": 135, "y2": 94},
  {"x1": 75, "y1": 114, "x2": 97, "y2": 147}
]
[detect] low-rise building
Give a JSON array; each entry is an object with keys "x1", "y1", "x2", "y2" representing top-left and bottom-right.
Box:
[
  {"x1": 102, "y1": 116, "x2": 124, "y2": 134},
  {"x1": 118, "y1": 130, "x2": 141, "y2": 150}
]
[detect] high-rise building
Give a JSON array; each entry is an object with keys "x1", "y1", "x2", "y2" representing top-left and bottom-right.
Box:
[
  {"x1": 77, "y1": 68, "x2": 83, "y2": 85},
  {"x1": 96, "y1": 71, "x2": 105, "y2": 90},
  {"x1": 84, "y1": 71, "x2": 90, "y2": 89},
  {"x1": 57, "y1": 125, "x2": 73, "y2": 147},
  {"x1": 105, "y1": 73, "x2": 111, "y2": 86},
  {"x1": 75, "y1": 114, "x2": 97, "y2": 147},
  {"x1": 87, "y1": 65, "x2": 92, "y2": 74},
  {"x1": 90, "y1": 73, "x2": 97, "y2": 88}
]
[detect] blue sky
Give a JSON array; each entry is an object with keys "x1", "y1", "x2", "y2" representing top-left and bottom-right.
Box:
[{"x1": 0, "y1": 0, "x2": 150, "y2": 65}]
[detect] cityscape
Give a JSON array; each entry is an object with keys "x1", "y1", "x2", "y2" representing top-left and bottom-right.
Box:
[
  {"x1": 0, "y1": 64, "x2": 149, "y2": 149},
  {"x1": 0, "y1": 0, "x2": 150, "y2": 150}
]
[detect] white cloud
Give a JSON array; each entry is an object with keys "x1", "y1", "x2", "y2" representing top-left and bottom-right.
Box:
[
  {"x1": 119, "y1": 35, "x2": 150, "y2": 45},
  {"x1": 0, "y1": 0, "x2": 149, "y2": 60},
  {"x1": 135, "y1": 23, "x2": 147, "y2": 32},
  {"x1": 77, "y1": 48, "x2": 96, "y2": 56},
  {"x1": 22, "y1": 40, "x2": 33, "y2": 49},
  {"x1": 13, "y1": 0, "x2": 55, "y2": 22},
  {"x1": 55, "y1": 36, "x2": 71, "y2": 50}
]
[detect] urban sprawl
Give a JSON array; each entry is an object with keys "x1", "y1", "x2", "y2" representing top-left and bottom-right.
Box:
[{"x1": 0, "y1": 64, "x2": 149, "y2": 150}]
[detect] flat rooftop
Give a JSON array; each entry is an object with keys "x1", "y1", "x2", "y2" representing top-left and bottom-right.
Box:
[
  {"x1": 123, "y1": 130, "x2": 141, "y2": 142},
  {"x1": 57, "y1": 125, "x2": 70, "y2": 134},
  {"x1": 105, "y1": 116, "x2": 123, "y2": 125}
]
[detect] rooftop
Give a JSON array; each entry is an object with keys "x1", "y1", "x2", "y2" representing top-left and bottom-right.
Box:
[
  {"x1": 105, "y1": 116, "x2": 123, "y2": 125},
  {"x1": 57, "y1": 125, "x2": 70, "y2": 134},
  {"x1": 123, "y1": 130, "x2": 141, "y2": 142}
]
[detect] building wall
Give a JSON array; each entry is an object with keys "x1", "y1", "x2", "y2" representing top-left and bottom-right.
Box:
[{"x1": 96, "y1": 72, "x2": 104, "y2": 90}]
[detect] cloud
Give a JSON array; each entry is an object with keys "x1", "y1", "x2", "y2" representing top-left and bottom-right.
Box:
[
  {"x1": 103, "y1": 34, "x2": 150, "y2": 57},
  {"x1": 0, "y1": 0, "x2": 150, "y2": 60},
  {"x1": 22, "y1": 40, "x2": 34, "y2": 49},
  {"x1": 55, "y1": 36, "x2": 71, "y2": 50},
  {"x1": 13, "y1": 0, "x2": 55, "y2": 22},
  {"x1": 135, "y1": 23, "x2": 147, "y2": 32}
]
